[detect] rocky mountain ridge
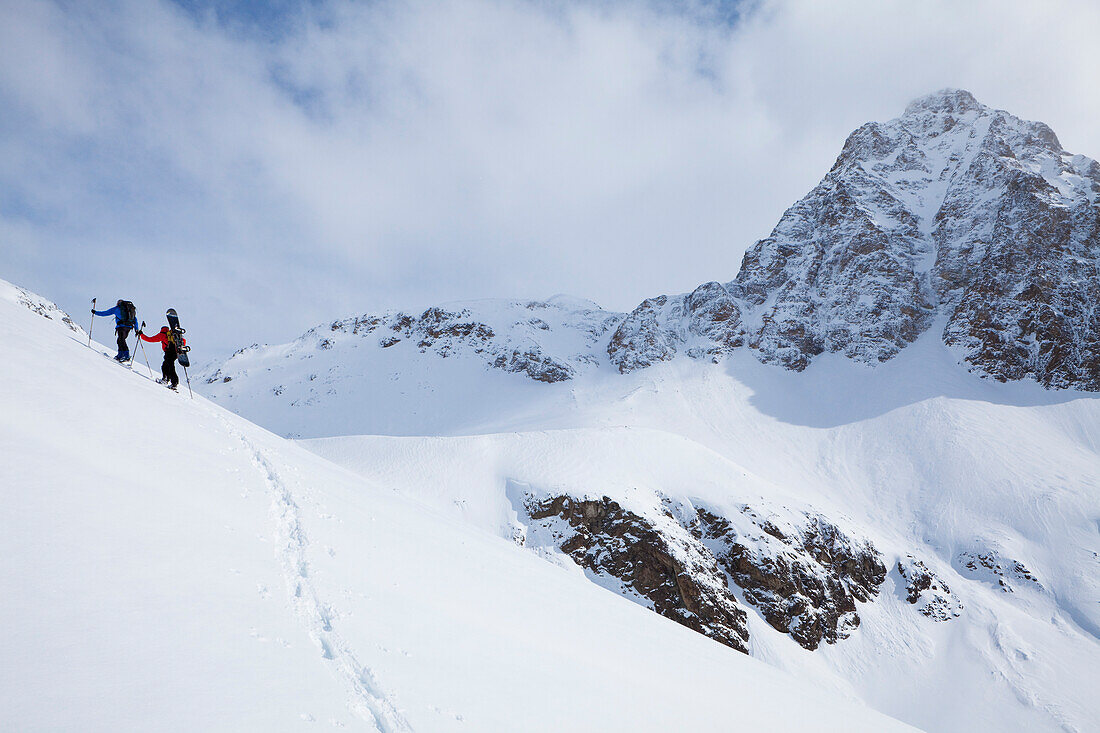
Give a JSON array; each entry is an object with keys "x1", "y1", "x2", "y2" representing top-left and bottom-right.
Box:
[
  {"x1": 204, "y1": 89, "x2": 1100, "y2": 398},
  {"x1": 203, "y1": 296, "x2": 618, "y2": 391},
  {"x1": 609, "y1": 89, "x2": 1100, "y2": 387}
]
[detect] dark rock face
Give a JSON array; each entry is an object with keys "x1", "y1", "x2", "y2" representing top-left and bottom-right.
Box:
[
  {"x1": 520, "y1": 494, "x2": 889, "y2": 652},
  {"x1": 525, "y1": 495, "x2": 750, "y2": 652},
  {"x1": 896, "y1": 556, "x2": 962, "y2": 620},
  {"x1": 940, "y1": 185, "x2": 1100, "y2": 389},
  {"x1": 696, "y1": 509, "x2": 887, "y2": 650},
  {"x1": 925, "y1": 105, "x2": 1100, "y2": 389}
]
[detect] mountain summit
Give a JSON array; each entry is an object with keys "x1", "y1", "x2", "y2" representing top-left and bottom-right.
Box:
[
  {"x1": 611, "y1": 88, "x2": 1100, "y2": 387},
  {"x1": 902, "y1": 87, "x2": 986, "y2": 117}
]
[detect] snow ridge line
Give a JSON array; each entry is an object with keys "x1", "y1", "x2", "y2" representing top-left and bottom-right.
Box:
[{"x1": 218, "y1": 415, "x2": 410, "y2": 732}]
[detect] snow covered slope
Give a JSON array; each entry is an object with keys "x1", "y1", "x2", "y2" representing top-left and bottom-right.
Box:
[
  {"x1": 192, "y1": 90, "x2": 1100, "y2": 732},
  {"x1": 297, "y1": 330, "x2": 1100, "y2": 733},
  {"x1": 200, "y1": 296, "x2": 619, "y2": 437},
  {"x1": 0, "y1": 276, "x2": 920, "y2": 731}
]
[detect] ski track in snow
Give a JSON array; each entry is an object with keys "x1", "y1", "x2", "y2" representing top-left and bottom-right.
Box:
[{"x1": 215, "y1": 413, "x2": 411, "y2": 733}]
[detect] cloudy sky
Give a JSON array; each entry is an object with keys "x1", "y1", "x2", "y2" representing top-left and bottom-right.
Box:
[{"x1": 2, "y1": 0, "x2": 1099, "y2": 357}]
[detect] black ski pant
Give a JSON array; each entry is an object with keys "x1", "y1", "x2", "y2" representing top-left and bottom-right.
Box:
[
  {"x1": 162, "y1": 345, "x2": 179, "y2": 388},
  {"x1": 115, "y1": 327, "x2": 131, "y2": 358}
]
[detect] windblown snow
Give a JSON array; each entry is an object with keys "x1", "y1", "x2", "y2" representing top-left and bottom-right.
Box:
[{"x1": 0, "y1": 277, "x2": 918, "y2": 731}]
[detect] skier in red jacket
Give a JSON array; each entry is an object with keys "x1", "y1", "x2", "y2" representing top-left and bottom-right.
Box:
[{"x1": 139, "y1": 326, "x2": 185, "y2": 390}]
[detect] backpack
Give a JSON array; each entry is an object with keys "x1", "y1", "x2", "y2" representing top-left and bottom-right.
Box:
[
  {"x1": 118, "y1": 300, "x2": 136, "y2": 327},
  {"x1": 165, "y1": 329, "x2": 186, "y2": 349}
]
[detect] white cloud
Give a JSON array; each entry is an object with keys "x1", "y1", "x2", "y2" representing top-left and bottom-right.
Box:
[{"x1": 2, "y1": 0, "x2": 1098, "y2": 355}]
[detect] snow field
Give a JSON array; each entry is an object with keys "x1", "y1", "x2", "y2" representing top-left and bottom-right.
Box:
[
  {"x1": 0, "y1": 278, "x2": 918, "y2": 731},
  {"x1": 301, "y1": 328, "x2": 1100, "y2": 733}
]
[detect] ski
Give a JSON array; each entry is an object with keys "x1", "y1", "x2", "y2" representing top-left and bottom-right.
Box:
[{"x1": 100, "y1": 350, "x2": 133, "y2": 368}]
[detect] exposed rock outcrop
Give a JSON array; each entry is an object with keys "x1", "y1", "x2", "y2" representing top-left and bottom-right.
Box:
[
  {"x1": 607, "y1": 296, "x2": 680, "y2": 373},
  {"x1": 897, "y1": 555, "x2": 963, "y2": 620},
  {"x1": 696, "y1": 508, "x2": 887, "y2": 650},
  {"x1": 206, "y1": 297, "x2": 620, "y2": 388},
  {"x1": 606, "y1": 282, "x2": 745, "y2": 373},
  {"x1": 525, "y1": 495, "x2": 750, "y2": 652},
  {"x1": 519, "y1": 493, "x2": 890, "y2": 652},
  {"x1": 352, "y1": 303, "x2": 608, "y2": 382},
  {"x1": 957, "y1": 550, "x2": 1042, "y2": 593}
]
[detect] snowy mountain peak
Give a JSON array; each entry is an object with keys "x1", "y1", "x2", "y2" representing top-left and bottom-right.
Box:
[
  {"x1": 896, "y1": 87, "x2": 1062, "y2": 153},
  {"x1": 669, "y1": 89, "x2": 1099, "y2": 385},
  {"x1": 901, "y1": 87, "x2": 984, "y2": 117}
]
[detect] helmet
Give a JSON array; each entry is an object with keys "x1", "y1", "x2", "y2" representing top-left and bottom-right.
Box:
[{"x1": 117, "y1": 299, "x2": 124, "y2": 307}]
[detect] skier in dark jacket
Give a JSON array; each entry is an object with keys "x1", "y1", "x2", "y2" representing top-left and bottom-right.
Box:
[
  {"x1": 139, "y1": 326, "x2": 185, "y2": 390},
  {"x1": 92, "y1": 299, "x2": 138, "y2": 361}
]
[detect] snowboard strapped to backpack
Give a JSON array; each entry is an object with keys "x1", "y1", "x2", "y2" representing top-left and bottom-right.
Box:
[
  {"x1": 166, "y1": 308, "x2": 191, "y2": 367},
  {"x1": 118, "y1": 300, "x2": 137, "y2": 328}
]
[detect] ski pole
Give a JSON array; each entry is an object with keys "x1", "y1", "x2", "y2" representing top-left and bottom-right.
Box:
[
  {"x1": 182, "y1": 365, "x2": 193, "y2": 399},
  {"x1": 139, "y1": 338, "x2": 153, "y2": 378},
  {"x1": 88, "y1": 297, "x2": 95, "y2": 347},
  {"x1": 131, "y1": 321, "x2": 146, "y2": 369}
]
